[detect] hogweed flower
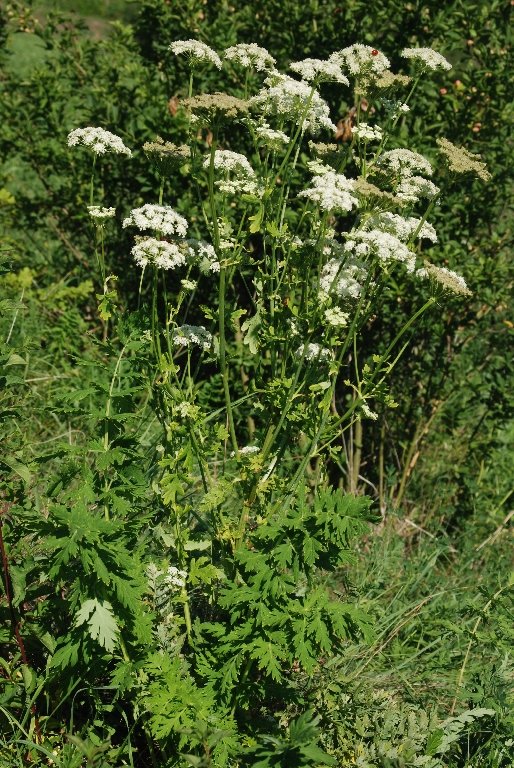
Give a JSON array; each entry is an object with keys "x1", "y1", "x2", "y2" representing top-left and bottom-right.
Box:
[
  {"x1": 377, "y1": 148, "x2": 433, "y2": 177},
  {"x1": 401, "y1": 47, "x2": 452, "y2": 72},
  {"x1": 255, "y1": 123, "x2": 290, "y2": 148},
  {"x1": 436, "y1": 137, "x2": 491, "y2": 181},
  {"x1": 352, "y1": 122, "x2": 383, "y2": 142},
  {"x1": 418, "y1": 262, "x2": 472, "y2": 295},
  {"x1": 169, "y1": 39, "x2": 222, "y2": 69},
  {"x1": 362, "y1": 212, "x2": 437, "y2": 242},
  {"x1": 250, "y1": 73, "x2": 336, "y2": 135},
  {"x1": 203, "y1": 149, "x2": 255, "y2": 177},
  {"x1": 67, "y1": 127, "x2": 132, "y2": 156},
  {"x1": 396, "y1": 175, "x2": 440, "y2": 202},
  {"x1": 295, "y1": 343, "x2": 332, "y2": 362},
  {"x1": 224, "y1": 43, "x2": 275, "y2": 72},
  {"x1": 123, "y1": 204, "x2": 188, "y2": 237},
  {"x1": 346, "y1": 229, "x2": 416, "y2": 272},
  {"x1": 289, "y1": 57, "x2": 349, "y2": 85},
  {"x1": 131, "y1": 238, "x2": 189, "y2": 270},
  {"x1": 87, "y1": 205, "x2": 116, "y2": 220},
  {"x1": 329, "y1": 45, "x2": 390, "y2": 77},
  {"x1": 299, "y1": 170, "x2": 358, "y2": 213},
  {"x1": 173, "y1": 325, "x2": 213, "y2": 351}
]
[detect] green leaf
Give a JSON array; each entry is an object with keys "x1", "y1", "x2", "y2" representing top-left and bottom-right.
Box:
[{"x1": 75, "y1": 598, "x2": 119, "y2": 652}]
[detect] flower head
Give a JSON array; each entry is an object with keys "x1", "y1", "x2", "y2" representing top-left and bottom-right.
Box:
[
  {"x1": 67, "y1": 127, "x2": 132, "y2": 156},
  {"x1": 131, "y1": 238, "x2": 189, "y2": 270},
  {"x1": 352, "y1": 122, "x2": 383, "y2": 142},
  {"x1": 295, "y1": 343, "x2": 332, "y2": 362},
  {"x1": 299, "y1": 170, "x2": 358, "y2": 213},
  {"x1": 329, "y1": 45, "x2": 390, "y2": 77},
  {"x1": 173, "y1": 325, "x2": 213, "y2": 351},
  {"x1": 169, "y1": 39, "x2": 222, "y2": 69},
  {"x1": 224, "y1": 43, "x2": 275, "y2": 72},
  {"x1": 401, "y1": 47, "x2": 452, "y2": 72},
  {"x1": 436, "y1": 137, "x2": 491, "y2": 181},
  {"x1": 123, "y1": 204, "x2": 188, "y2": 237},
  {"x1": 87, "y1": 205, "x2": 116, "y2": 220},
  {"x1": 363, "y1": 212, "x2": 437, "y2": 242},
  {"x1": 250, "y1": 73, "x2": 336, "y2": 135},
  {"x1": 418, "y1": 262, "x2": 471, "y2": 295},
  {"x1": 289, "y1": 58, "x2": 349, "y2": 85}
]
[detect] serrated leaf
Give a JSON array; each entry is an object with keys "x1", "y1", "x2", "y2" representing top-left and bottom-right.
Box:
[{"x1": 75, "y1": 598, "x2": 119, "y2": 652}]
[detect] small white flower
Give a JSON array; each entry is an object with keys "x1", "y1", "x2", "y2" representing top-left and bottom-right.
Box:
[
  {"x1": 181, "y1": 279, "x2": 197, "y2": 291},
  {"x1": 123, "y1": 204, "x2": 188, "y2": 237},
  {"x1": 352, "y1": 122, "x2": 383, "y2": 142},
  {"x1": 401, "y1": 47, "x2": 452, "y2": 72},
  {"x1": 169, "y1": 39, "x2": 222, "y2": 69},
  {"x1": 324, "y1": 307, "x2": 349, "y2": 327},
  {"x1": 203, "y1": 149, "x2": 256, "y2": 177},
  {"x1": 290, "y1": 58, "x2": 349, "y2": 85},
  {"x1": 378, "y1": 148, "x2": 433, "y2": 177},
  {"x1": 417, "y1": 263, "x2": 471, "y2": 295},
  {"x1": 295, "y1": 343, "x2": 332, "y2": 362},
  {"x1": 363, "y1": 212, "x2": 437, "y2": 242},
  {"x1": 361, "y1": 402, "x2": 378, "y2": 420},
  {"x1": 319, "y1": 255, "x2": 368, "y2": 301},
  {"x1": 329, "y1": 45, "x2": 390, "y2": 77},
  {"x1": 131, "y1": 238, "x2": 188, "y2": 270},
  {"x1": 173, "y1": 325, "x2": 212, "y2": 351},
  {"x1": 299, "y1": 170, "x2": 358, "y2": 213},
  {"x1": 164, "y1": 565, "x2": 187, "y2": 589},
  {"x1": 347, "y1": 229, "x2": 416, "y2": 272},
  {"x1": 231, "y1": 445, "x2": 260, "y2": 457},
  {"x1": 255, "y1": 123, "x2": 290, "y2": 147},
  {"x1": 250, "y1": 73, "x2": 336, "y2": 135},
  {"x1": 186, "y1": 239, "x2": 220, "y2": 273},
  {"x1": 87, "y1": 205, "x2": 116, "y2": 220},
  {"x1": 396, "y1": 175, "x2": 440, "y2": 202},
  {"x1": 67, "y1": 127, "x2": 132, "y2": 156},
  {"x1": 224, "y1": 43, "x2": 275, "y2": 72}
]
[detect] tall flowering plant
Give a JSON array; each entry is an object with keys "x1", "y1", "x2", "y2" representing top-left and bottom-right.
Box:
[{"x1": 61, "y1": 40, "x2": 488, "y2": 764}]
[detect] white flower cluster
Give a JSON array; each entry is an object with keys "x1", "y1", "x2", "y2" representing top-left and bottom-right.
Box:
[
  {"x1": 164, "y1": 565, "x2": 187, "y2": 589},
  {"x1": 299, "y1": 170, "x2": 358, "y2": 213},
  {"x1": 255, "y1": 123, "x2": 290, "y2": 147},
  {"x1": 289, "y1": 57, "x2": 349, "y2": 85},
  {"x1": 186, "y1": 239, "x2": 220, "y2": 273},
  {"x1": 324, "y1": 307, "x2": 350, "y2": 327},
  {"x1": 363, "y1": 212, "x2": 437, "y2": 242},
  {"x1": 87, "y1": 205, "x2": 116, "y2": 220},
  {"x1": 417, "y1": 263, "x2": 471, "y2": 295},
  {"x1": 204, "y1": 149, "x2": 261, "y2": 195},
  {"x1": 378, "y1": 148, "x2": 433, "y2": 177},
  {"x1": 319, "y1": 255, "x2": 368, "y2": 301},
  {"x1": 329, "y1": 45, "x2": 390, "y2": 77},
  {"x1": 169, "y1": 39, "x2": 222, "y2": 69},
  {"x1": 396, "y1": 175, "x2": 440, "y2": 202},
  {"x1": 251, "y1": 73, "x2": 336, "y2": 135},
  {"x1": 123, "y1": 204, "x2": 188, "y2": 237},
  {"x1": 401, "y1": 47, "x2": 452, "y2": 71},
  {"x1": 131, "y1": 238, "x2": 187, "y2": 270},
  {"x1": 173, "y1": 325, "x2": 213, "y2": 351},
  {"x1": 204, "y1": 149, "x2": 255, "y2": 177},
  {"x1": 231, "y1": 445, "x2": 261, "y2": 458},
  {"x1": 67, "y1": 127, "x2": 132, "y2": 156},
  {"x1": 224, "y1": 43, "x2": 275, "y2": 71},
  {"x1": 347, "y1": 230, "x2": 416, "y2": 272},
  {"x1": 352, "y1": 122, "x2": 383, "y2": 142},
  {"x1": 295, "y1": 343, "x2": 332, "y2": 362}
]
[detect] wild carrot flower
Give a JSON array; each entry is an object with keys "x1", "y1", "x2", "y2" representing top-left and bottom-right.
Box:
[
  {"x1": 396, "y1": 175, "x2": 440, "y2": 202},
  {"x1": 186, "y1": 240, "x2": 221, "y2": 273},
  {"x1": 295, "y1": 343, "x2": 332, "y2": 362},
  {"x1": 172, "y1": 325, "x2": 213, "y2": 351},
  {"x1": 224, "y1": 43, "x2": 275, "y2": 71},
  {"x1": 67, "y1": 127, "x2": 132, "y2": 156},
  {"x1": 169, "y1": 39, "x2": 222, "y2": 69},
  {"x1": 123, "y1": 205, "x2": 188, "y2": 237},
  {"x1": 401, "y1": 47, "x2": 452, "y2": 71},
  {"x1": 131, "y1": 238, "x2": 189, "y2": 270}
]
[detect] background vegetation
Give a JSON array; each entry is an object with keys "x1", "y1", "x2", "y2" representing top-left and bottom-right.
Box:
[{"x1": 0, "y1": 0, "x2": 512, "y2": 765}]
